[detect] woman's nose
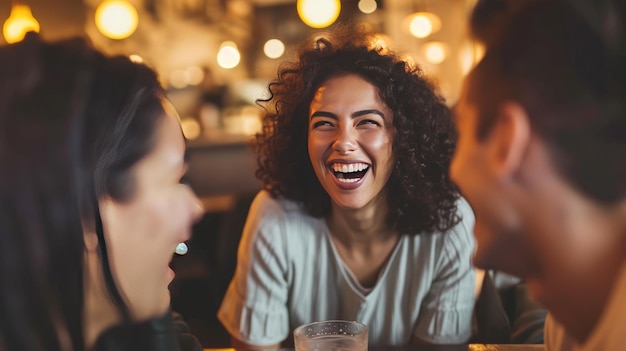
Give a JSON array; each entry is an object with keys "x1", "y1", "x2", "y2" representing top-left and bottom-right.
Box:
[{"x1": 332, "y1": 127, "x2": 357, "y2": 155}]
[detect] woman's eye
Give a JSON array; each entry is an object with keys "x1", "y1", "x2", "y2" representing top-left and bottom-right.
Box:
[
  {"x1": 312, "y1": 120, "x2": 334, "y2": 129},
  {"x1": 358, "y1": 119, "x2": 381, "y2": 126}
]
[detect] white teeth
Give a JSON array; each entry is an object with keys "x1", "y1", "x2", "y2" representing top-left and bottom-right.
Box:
[
  {"x1": 337, "y1": 177, "x2": 360, "y2": 183},
  {"x1": 331, "y1": 162, "x2": 369, "y2": 173}
]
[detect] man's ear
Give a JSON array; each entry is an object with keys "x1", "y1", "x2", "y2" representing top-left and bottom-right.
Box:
[{"x1": 486, "y1": 101, "x2": 531, "y2": 180}]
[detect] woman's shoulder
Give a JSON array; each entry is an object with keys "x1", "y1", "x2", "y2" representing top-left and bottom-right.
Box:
[
  {"x1": 439, "y1": 196, "x2": 476, "y2": 258},
  {"x1": 409, "y1": 196, "x2": 474, "y2": 234},
  {"x1": 403, "y1": 196, "x2": 475, "y2": 252},
  {"x1": 249, "y1": 190, "x2": 311, "y2": 219},
  {"x1": 440, "y1": 196, "x2": 475, "y2": 251},
  {"x1": 242, "y1": 190, "x2": 329, "y2": 265},
  {"x1": 247, "y1": 190, "x2": 323, "y2": 236},
  {"x1": 455, "y1": 196, "x2": 475, "y2": 229}
]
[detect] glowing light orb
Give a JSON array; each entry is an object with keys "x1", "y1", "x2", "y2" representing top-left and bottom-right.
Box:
[
  {"x1": 263, "y1": 39, "x2": 285, "y2": 59},
  {"x1": 3, "y1": 5, "x2": 40, "y2": 44},
  {"x1": 297, "y1": 0, "x2": 341, "y2": 29},
  {"x1": 95, "y1": 1, "x2": 139, "y2": 40}
]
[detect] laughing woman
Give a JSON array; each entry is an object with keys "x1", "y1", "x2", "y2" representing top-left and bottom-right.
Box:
[
  {"x1": 0, "y1": 34, "x2": 203, "y2": 351},
  {"x1": 218, "y1": 25, "x2": 475, "y2": 348}
]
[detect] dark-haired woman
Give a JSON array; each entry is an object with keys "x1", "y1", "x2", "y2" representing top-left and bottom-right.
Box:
[
  {"x1": 0, "y1": 34, "x2": 203, "y2": 350},
  {"x1": 218, "y1": 26, "x2": 475, "y2": 348}
]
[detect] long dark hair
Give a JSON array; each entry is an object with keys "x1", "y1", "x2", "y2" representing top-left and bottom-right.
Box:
[
  {"x1": 0, "y1": 34, "x2": 165, "y2": 350},
  {"x1": 255, "y1": 25, "x2": 460, "y2": 235}
]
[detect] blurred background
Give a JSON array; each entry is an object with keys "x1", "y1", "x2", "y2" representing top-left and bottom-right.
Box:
[{"x1": 2, "y1": 0, "x2": 481, "y2": 346}]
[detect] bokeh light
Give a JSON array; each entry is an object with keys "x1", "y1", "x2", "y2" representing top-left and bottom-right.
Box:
[
  {"x1": 423, "y1": 41, "x2": 448, "y2": 64},
  {"x1": 186, "y1": 66, "x2": 205, "y2": 86},
  {"x1": 129, "y1": 54, "x2": 144, "y2": 63},
  {"x1": 263, "y1": 39, "x2": 285, "y2": 59},
  {"x1": 3, "y1": 4, "x2": 40, "y2": 44},
  {"x1": 217, "y1": 41, "x2": 241, "y2": 69},
  {"x1": 95, "y1": 0, "x2": 138, "y2": 40},
  {"x1": 407, "y1": 12, "x2": 441, "y2": 39},
  {"x1": 297, "y1": 0, "x2": 341, "y2": 29},
  {"x1": 358, "y1": 0, "x2": 378, "y2": 14}
]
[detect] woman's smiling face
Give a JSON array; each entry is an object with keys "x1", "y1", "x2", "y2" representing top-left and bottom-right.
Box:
[
  {"x1": 98, "y1": 99, "x2": 203, "y2": 321},
  {"x1": 308, "y1": 74, "x2": 395, "y2": 211}
]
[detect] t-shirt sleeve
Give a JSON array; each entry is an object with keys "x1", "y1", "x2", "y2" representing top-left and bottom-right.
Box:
[
  {"x1": 217, "y1": 191, "x2": 290, "y2": 346},
  {"x1": 413, "y1": 198, "x2": 477, "y2": 344},
  {"x1": 544, "y1": 314, "x2": 576, "y2": 351}
]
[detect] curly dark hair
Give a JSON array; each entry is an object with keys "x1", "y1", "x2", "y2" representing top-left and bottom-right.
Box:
[{"x1": 255, "y1": 25, "x2": 460, "y2": 235}]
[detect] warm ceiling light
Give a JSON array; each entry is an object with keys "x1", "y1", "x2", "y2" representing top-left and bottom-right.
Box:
[
  {"x1": 407, "y1": 12, "x2": 442, "y2": 39},
  {"x1": 95, "y1": 0, "x2": 138, "y2": 40},
  {"x1": 297, "y1": 0, "x2": 341, "y2": 29},
  {"x1": 129, "y1": 54, "x2": 143, "y2": 63},
  {"x1": 3, "y1": 4, "x2": 40, "y2": 44},
  {"x1": 185, "y1": 66, "x2": 204, "y2": 86},
  {"x1": 358, "y1": 0, "x2": 377, "y2": 14},
  {"x1": 423, "y1": 41, "x2": 448, "y2": 64},
  {"x1": 169, "y1": 69, "x2": 188, "y2": 89},
  {"x1": 217, "y1": 41, "x2": 241, "y2": 69},
  {"x1": 263, "y1": 39, "x2": 285, "y2": 59}
]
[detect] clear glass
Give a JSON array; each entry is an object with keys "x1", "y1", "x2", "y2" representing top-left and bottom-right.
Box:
[{"x1": 294, "y1": 320, "x2": 368, "y2": 351}]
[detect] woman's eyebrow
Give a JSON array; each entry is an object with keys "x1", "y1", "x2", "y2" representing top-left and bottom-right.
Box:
[
  {"x1": 352, "y1": 109, "x2": 384, "y2": 118},
  {"x1": 310, "y1": 111, "x2": 337, "y2": 119},
  {"x1": 310, "y1": 109, "x2": 384, "y2": 119}
]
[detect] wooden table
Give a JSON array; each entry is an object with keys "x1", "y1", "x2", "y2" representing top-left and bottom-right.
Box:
[{"x1": 204, "y1": 345, "x2": 545, "y2": 351}]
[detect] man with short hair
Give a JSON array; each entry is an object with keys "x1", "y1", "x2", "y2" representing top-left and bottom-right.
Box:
[{"x1": 451, "y1": 1, "x2": 626, "y2": 349}]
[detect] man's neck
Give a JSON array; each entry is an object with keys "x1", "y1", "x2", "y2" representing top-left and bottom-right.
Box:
[{"x1": 531, "y1": 226, "x2": 626, "y2": 343}]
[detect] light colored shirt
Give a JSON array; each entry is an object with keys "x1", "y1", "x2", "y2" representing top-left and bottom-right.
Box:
[
  {"x1": 544, "y1": 261, "x2": 626, "y2": 351},
  {"x1": 218, "y1": 190, "x2": 476, "y2": 346}
]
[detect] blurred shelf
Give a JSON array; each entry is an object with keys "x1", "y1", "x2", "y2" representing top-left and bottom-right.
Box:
[
  {"x1": 186, "y1": 132, "x2": 260, "y2": 201},
  {"x1": 187, "y1": 132, "x2": 254, "y2": 148}
]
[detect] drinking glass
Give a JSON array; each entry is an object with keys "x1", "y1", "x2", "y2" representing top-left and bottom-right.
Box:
[{"x1": 294, "y1": 320, "x2": 368, "y2": 351}]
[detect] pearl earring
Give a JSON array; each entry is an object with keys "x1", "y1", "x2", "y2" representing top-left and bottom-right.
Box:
[{"x1": 175, "y1": 242, "x2": 188, "y2": 255}]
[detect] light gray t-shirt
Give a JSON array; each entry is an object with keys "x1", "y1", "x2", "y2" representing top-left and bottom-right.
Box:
[{"x1": 218, "y1": 190, "x2": 476, "y2": 346}]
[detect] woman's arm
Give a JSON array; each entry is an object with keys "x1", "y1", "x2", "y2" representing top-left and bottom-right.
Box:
[
  {"x1": 217, "y1": 191, "x2": 291, "y2": 348},
  {"x1": 412, "y1": 199, "x2": 477, "y2": 344}
]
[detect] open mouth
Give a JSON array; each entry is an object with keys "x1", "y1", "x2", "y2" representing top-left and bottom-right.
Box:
[
  {"x1": 329, "y1": 162, "x2": 369, "y2": 183},
  {"x1": 169, "y1": 258, "x2": 176, "y2": 273}
]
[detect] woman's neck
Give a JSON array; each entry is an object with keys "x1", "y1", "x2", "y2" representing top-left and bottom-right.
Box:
[
  {"x1": 326, "y1": 193, "x2": 400, "y2": 288},
  {"x1": 327, "y1": 192, "x2": 396, "y2": 247}
]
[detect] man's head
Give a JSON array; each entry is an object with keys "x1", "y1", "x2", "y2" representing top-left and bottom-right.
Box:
[{"x1": 451, "y1": 0, "x2": 626, "y2": 290}]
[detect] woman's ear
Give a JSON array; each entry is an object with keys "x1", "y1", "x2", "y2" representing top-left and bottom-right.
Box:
[
  {"x1": 486, "y1": 101, "x2": 531, "y2": 181},
  {"x1": 83, "y1": 224, "x2": 99, "y2": 252}
]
